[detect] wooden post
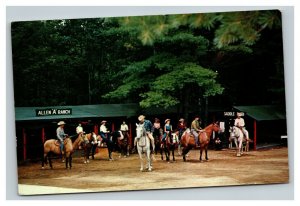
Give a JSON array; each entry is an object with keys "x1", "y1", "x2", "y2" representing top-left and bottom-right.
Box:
[
  {"x1": 41, "y1": 127, "x2": 45, "y2": 144},
  {"x1": 22, "y1": 128, "x2": 26, "y2": 161},
  {"x1": 129, "y1": 122, "x2": 132, "y2": 147},
  {"x1": 111, "y1": 122, "x2": 115, "y2": 132},
  {"x1": 94, "y1": 124, "x2": 98, "y2": 135},
  {"x1": 254, "y1": 120, "x2": 257, "y2": 151}
]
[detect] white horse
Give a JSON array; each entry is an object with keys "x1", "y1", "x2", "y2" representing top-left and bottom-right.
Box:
[
  {"x1": 136, "y1": 123, "x2": 152, "y2": 171},
  {"x1": 229, "y1": 126, "x2": 249, "y2": 157}
]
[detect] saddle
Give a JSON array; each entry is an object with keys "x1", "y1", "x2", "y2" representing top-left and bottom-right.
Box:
[
  {"x1": 55, "y1": 139, "x2": 67, "y2": 146},
  {"x1": 137, "y1": 136, "x2": 146, "y2": 147}
]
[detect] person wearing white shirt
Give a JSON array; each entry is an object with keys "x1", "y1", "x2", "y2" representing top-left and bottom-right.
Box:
[
  {"x1": 234, "y1": 112, "x2": 249, "y2": 140},
  {"x1": 120, "y1": 121, "x2": 129, "y2": 132},
  {"x1": 76, "y1": 123, "x2": 83, "y2": 134},
  {"x1": 100, "y1": 120, "x2": 110, "y2": 140}
]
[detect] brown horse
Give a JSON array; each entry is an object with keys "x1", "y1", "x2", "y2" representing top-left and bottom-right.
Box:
[
  {"x1": 78, "y1": 132, "x2": 102, "y2": 163},
  {"x1": 117, "y1": 131, "x2": 131, "y2": 157},
  {"x1": 180, "y1": 129, "x2": 196, "y2": 161},
  {"x1": 162, "y1": 131, "x2": 179, "y2": 162},
  {"x1": 180, "y1": 122, "x2": 220, "y2": 162},
  {"x1": 198, "y1": 122, "x2": 220, "y2": 162},
  {"x1": 42, "y1": 135, "x2": 79, "y2": 169}
]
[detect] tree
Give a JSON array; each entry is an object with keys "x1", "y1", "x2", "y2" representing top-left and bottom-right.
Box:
[{"x1": 103, "y1": 20, "x2": 224, "y2": 120}]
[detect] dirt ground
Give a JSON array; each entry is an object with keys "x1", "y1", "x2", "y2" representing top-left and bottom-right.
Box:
[{"x1": 17, "y1": 146, "x2": 289, "y2": 195}]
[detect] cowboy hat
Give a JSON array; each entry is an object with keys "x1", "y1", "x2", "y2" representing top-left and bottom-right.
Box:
[
  {"x1": 237, "y1": 112, "x2": 243, "y2": 117},
  {"x1": 165, "y1": 119, "x2": 170, "y2": 123},
  {"x1": 101, "y1": 120, "x2": 107, "y2": 124},
  {"x1": 179, "y1": 118, "x2": 184, "y2": 122},
  {"x1": 57, "y1": 121, "x2": 66, "y2": 126},
  {"x1": 138, "y1": 115, "x2": 145, "y2": 121}
]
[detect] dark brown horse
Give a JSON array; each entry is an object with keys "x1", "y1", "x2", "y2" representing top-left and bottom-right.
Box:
[
  {"x1": 117, "y1": 131, "x2": 131, "y2": 157},
  {"x1": 78, "y1": 133, "x2": 101, "y2": 163},
  {"x1": 198, "y1": 122, "x2": 220, "y2": 162},
  {"x1": 162, "y1": 131, "x2": 179, "y2": 162}
]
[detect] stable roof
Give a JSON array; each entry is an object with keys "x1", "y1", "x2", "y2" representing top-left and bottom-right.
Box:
[
  {"x1": 233, "y1": 105, "x2": 286, "y2": 121},
  {"x1": 15, "y1": 104, "x2": 139, "y2": 121}
]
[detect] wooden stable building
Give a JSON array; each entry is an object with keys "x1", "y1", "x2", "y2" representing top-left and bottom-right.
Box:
[
  {"x1": 233, "y1": 105, "x2": 287, "y2": 150},
  {"x1": 15, "y1": 103, "x2": 185, "y2": 162},
  {"x1": 15, "y1": 104, "x2": 139, "y2": 161}
]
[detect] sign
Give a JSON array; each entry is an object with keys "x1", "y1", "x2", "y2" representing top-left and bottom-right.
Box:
[
  {"x1": 224, "y1": 111, "x2": 236, "y2": 117},
  {"x1": 224, "y1": 111, "x2": 245, "y2": 117},
  {"x1": 36, "y1": 108, "x2": 72, "y2": 116}
]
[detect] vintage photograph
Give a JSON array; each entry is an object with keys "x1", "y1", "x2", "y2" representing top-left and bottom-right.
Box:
[{"x1": 12, "y1": 10, "x2": 288, "y2": 195}]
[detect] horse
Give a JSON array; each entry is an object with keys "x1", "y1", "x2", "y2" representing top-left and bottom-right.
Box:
[
  {"x1": 229, "y1": 126, "x2": 249, "y2": 157},
  {"x1": 117, "y1": 131, "x2": 131, "y2": 157},
  {"x1": 180, "y1": 128, "x2": 196, "y2": 161},
  {"x1": 99, "y1": 132, "x2": 115, "y2": 161},
  {"x1": 41, "y1": 135, "x2": 79, "y2": 169},
  {"x1": 198, "y1": 122, "x2": 220, "y2": 162},
  {"x1": 153, "y1": 128, "x2": 163, "y2": 156},
  {"x1": 162, "y1": 131, "x2": 179, "y2": 162},
  {"x1": 78, "y1": 132, "x2": 101, "y2": 163},
  {"x1": 136, "y1": 123, "x2": 152, "y2": 171}
]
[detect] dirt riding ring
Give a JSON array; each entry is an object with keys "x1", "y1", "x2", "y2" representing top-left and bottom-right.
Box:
[{"x1": 18, "y1": 147, "x2": 288, "y2": 195}]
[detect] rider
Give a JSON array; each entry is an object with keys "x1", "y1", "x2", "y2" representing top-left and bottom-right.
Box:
[
  {"x1": 120, "y1": 120, "x2": 129, "y2": 138},
  {"x1": 177, "y1": 118, "x2": 187, "y2": 141},
  {"x1": 76, "y1": 123, "x2": 88, "y2": 145},
  {"x1": 100, "y1": 120, "x2": 110, "y2": 142},
  {"x1": 161, "y1": 119, "x2": 172, "y2": 147},
  {"x1": 234, "y1": 112, "x2": 249, "y2": 141},
  {"x1": 134, "y1": 115, "x2": 155, "y2": 151},
  {"x1": 56, "y1": 121, "x2": 67, "y2": 154},
  {"x1": 76, "y1": 123, "x2": 83, "y2": 135},
  {"x1": 152, "y1": 118, "x2": 161, "y2": 139},
  {"x1": 191, "y1": 116, "x2": 204, "y2": 146}
]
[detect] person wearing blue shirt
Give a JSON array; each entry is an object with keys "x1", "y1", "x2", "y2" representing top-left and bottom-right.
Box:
[{"x1": 134, "y1": 115, "x2": 155, "y2": 152}]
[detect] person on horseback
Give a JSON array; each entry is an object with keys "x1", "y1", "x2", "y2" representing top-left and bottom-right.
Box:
[
  {"x1": 56, "y1": 121, "x2": 66, "y2": 154},
  {"x1": 234, "y1": 112, "x2": 249, "y2": 140},
  {"x1": 134, "y1": 115, "x2": 155, "y2": 151},
  {"x1": 152, "y1": 118, "x2": 161, "y2": 138},
  {"x1": 191, "y1": 116, "x2": 204, "y2": 146},
  {"x1": 76, "y1": 123, "x2": 83, "y2": 135},
  {"x1": 120, "y1": 120, "x2": 129, "y2": 138},
  {"x1": 100, "y1": 120, "x2": 110, "y2": 142},
  {"x1": 161, "y1": 119, "x2": 173, "y2": 147},
  {"x1": 177, "y1": 118, "x2": 187, "y2": 141}
]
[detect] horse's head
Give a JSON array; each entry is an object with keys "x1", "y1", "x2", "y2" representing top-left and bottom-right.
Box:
[
  {"x1": 171, "y1": 132, "x2": 179, "y2": 143},
  {"x1": 212, "y1": 122, "x2": 221, "y2": 132},
  {"x1": 231, "y1": 126, "x2": 241, "y2": 137},
  {"x1": 136, "y1": 123, "x2": 146, "y2": 138}
]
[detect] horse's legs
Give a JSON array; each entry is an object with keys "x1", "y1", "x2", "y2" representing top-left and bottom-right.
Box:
[
  {"x1": 65, "y1": 154, "x2": 69, "y2": 168},
  {"x1": 48, "y1": 154, "x2": 53, "y2": 169},
  {"x1": 205, "y1": 146, "x2": 209, "y2": 161},
  {"x1": 172, "y1": 147, "x2": 175, "y2": 161},
  {"x1": 126, "y1": 144, "x2": 130, "y2": 156},
  {"x1": 178, "y1": 144, "x2": 182, "y2": 155},
  {"x1": 42, "y1": 153, "x2": 47, "y2": 168},
  {"x1": 138, "y1": 150, "x2": 143, "y2": 171},
  {"x1": 160, "y1": 145, "x2": 164, "y2": 160},
  {"x1": 237, "y1": 138, "x2": 243, "y2": 157},
  {"x1": 91, "y1": 145, "x2": 96, "y2": 159},
  {"x1": 69, "y1": 155, "x2": 72, "y2": 169},
  {"x1": 146, "y1": 148, "x2": 152, "y2": 171},
  {"x1": 108, "y1": 145, "x2": 113, "y2": 160},
  {"x1": 200, "y1": 147, "x2": 203, "y2": 162}
]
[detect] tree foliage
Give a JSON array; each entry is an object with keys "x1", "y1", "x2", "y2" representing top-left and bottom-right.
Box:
[{"x1": 11, "y1": 10, "x2": 285, "y2": 118}]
